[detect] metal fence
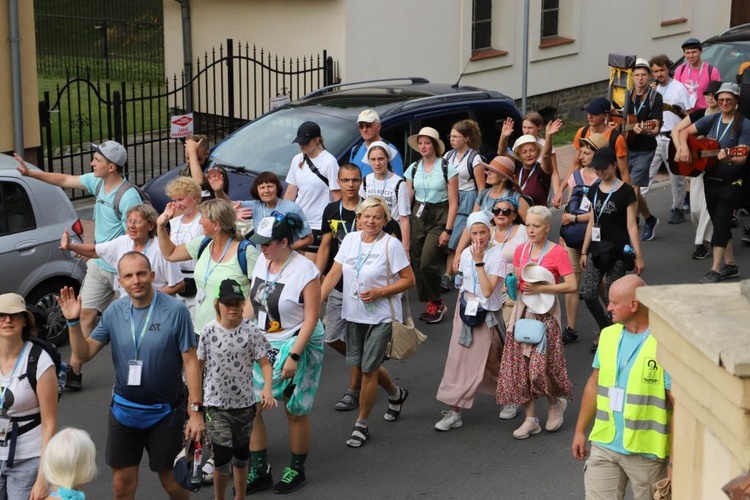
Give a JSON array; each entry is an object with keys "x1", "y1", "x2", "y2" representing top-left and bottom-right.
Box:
[
  {"x1": 38, "y1": 39, "x2": 337, "y2": 200},
  {"x1": 35, "y1": 0, "x2": 164, "y2": 83}
]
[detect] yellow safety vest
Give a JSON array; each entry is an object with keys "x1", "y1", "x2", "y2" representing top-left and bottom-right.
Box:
[{"x1": 589, "y1": 324, "x2": 671, "y2": 458}]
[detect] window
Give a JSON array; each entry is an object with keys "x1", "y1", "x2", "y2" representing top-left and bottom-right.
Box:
[
  {"x1": 541, "y1": 0, "x2": 559, "y2": 39},
  {"x1": 472, "y1": 0, "x2": 492, "y2": 51},
  {"x1": 0, "y1": 182, "x2": 36, "y2": 236}
]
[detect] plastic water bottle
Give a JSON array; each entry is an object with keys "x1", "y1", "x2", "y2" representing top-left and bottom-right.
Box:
[
  {"x1": 623, "y1": 244, "x2": 635, "y2": 257},
  {"x1": 454, "y1": 272, "x2": 464, "y2": 289},
  {"x1": 191, "y1": 441, "x2": 203, "y2": 486}
]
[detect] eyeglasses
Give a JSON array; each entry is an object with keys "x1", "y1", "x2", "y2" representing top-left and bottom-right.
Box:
[
  {"x1": 0, "y1": 312, "x2": 25, "y2": 322},
  {"x1": 492, "y1": 207, "x2": 514, "y2": 216},
  {"x1": 126, "y1": 219, "x2": 146, "y2": 226},
  {"x1": 358, "y1": 123, "x2": 374, "y2": 129},
  {"x1": 718, "y1": 98, "x2": 736, "y2": 103},
  {"x1": 338, "y1": 177, "x2": 361, "y2": 184}
]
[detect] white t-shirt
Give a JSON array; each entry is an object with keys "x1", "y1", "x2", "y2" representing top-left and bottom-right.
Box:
[
  {"x1": 445, "y1": 148, "x2": 483, "y2": 192},
  {"x1": 0, "y1": 342, "x2": 54, "y2": 460},
  {"x1": 286, "y1": 150, "x2": 340, "y2": 230},
  {"x1": 334, "y1": 232, "x2": 410, "y2": 324},
  {"x1": 491, "y1": 224, "x2": 529, "y2": 276},
  {"x1": 359, "y1": 173, "x2": 411, "y2": 219},
  {"x1": 169, "y1": 214, "x2": 203, "y2": 273},
  {"x1": 198, "y1": 319, "x2": 271, "y2": 409},
  {"x1": 96, "y1": 236, "x2": 184, "y2": 296},
  {"x1": 250, "y1": 252, "x2": 319, "y2": 341},
  {"x1": 459, "y1": 245, "x2": 506, "y2": 311},
  {"x1": 657, "y1": 78, "x2": 691, "y2": 132}
]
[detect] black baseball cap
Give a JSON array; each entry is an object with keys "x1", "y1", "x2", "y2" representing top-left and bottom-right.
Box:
[
  {"x1": 584, "y1": 97, "x2": 611, "y2": 115},
  {"x1": 217, "y1": 279, "x2": 245, "y2": 303},
  {"x1": 704, "y1": 80, "x2": 722, "y2": 96},
  {"x1": 292, "y1": 121, "x2": 321, "y2": 145},
  {"x1": 591, "y1": 147, "x2": 617, "y2": 170}
]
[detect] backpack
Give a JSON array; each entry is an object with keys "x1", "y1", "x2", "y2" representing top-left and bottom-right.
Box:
[
  {"x1": 94, "y1": 179, "x2": 152, "y2": 220},
  {"x1": 580, "y1": 126, "x2": 622, "y2": 151},
  {"x1": 23, "y1": 338, "x2": 64, "y2": 401},
  {"x1": 405, "y1": 158, "x2": 449, "y2": 185},
  {"x1": 674, "y1": 62, "x2": 716, "y2": 85},
  {"x1": 560, "y1": 172, "x2": 602, "y2": 250},
  {"x1": 196, "y1": 238, "x2": 253, "y2": 276},
  {"x1": 444, "y1": 148, "x2": 485, "y2": 189}
]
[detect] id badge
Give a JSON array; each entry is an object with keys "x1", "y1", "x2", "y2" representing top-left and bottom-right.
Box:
[
  {"x1": 0, "y1": 416, "x2": 10, "y2": 446},
  {"x1": 416, "y1": 203, "x2": 425, "y2": 218},
  {"x1": 127, "y1": 360, "x2": 143, "y2": 386},
  {"x1": 257, "y1": 310, "x2": 268, "y2": 329},
  {"x1": 580, "y1": 197, "x2": 592, "y2": 212},
  {"x1": 608, "y1": 387, "x2": 625, "y2": 412},
  {"x1": 350, "y1": 281, "x2": 360, "y2": 299},
  {"x1": 592, "y1": 227, "x2": 601, "y2": 242},
  {"x1": 195, "y1": 289, "x2": 206, "y2": 305},
  {"x1": 465, "y1": 299, "x2": 480, "y2": 316}
]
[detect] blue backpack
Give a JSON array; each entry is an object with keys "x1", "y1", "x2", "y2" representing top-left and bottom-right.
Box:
[{"x1": 196, "y1": 238, "x2": 253, "y2": 275}]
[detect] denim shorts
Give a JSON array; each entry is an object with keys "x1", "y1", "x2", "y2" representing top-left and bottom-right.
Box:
[{"x1": 0, "y1": 457, "x2": 40, "y2": 500}]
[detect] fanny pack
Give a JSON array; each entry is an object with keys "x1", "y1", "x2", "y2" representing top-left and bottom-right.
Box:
[
  {"x1": 459, "y1": 294, "x2": 489, "y2": 327},
  {"x1": 111, "y1": 394, "x2": 172, "y2": 430}
]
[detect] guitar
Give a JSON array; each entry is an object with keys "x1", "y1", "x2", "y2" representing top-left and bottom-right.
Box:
[
  {"x1": 662, "y1": 103, "x2": 687, "y2": 119},
  {"x1": 668, "y1": 135, "x2": 750, "y2": 177},
  {"x1": 607, "y1": 112, "x2": 659, "y2": 141}
]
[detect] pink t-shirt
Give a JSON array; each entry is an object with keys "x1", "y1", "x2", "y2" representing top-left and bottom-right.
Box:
[
  {"x1": 674, "y1": 62, "x2": 721, "y2": 111},
  {"x1": 513, "y1": 241, "x2": 574, "y2": 292}
]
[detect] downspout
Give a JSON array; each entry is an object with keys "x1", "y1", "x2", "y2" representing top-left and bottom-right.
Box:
[
  {"x1": 175, "y1": 0, "x2": 193, "y2": 111},
  {"x1": 9, "y1": 0, "x2": 24, "y2": 153}
]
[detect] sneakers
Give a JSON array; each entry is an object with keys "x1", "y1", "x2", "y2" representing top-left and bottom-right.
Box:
[
  {"x1": 440, "y1": 275, "x2": 453, "y2": 292},
  {"x1": 246, "y1": 464, "x2": 273, "y2": 494},
  {"x1": 513, "y1": 417, "x2": 542, "y2": 439},
  {"x1": 273, "y1": 467, "x2": 306, "y2": 494},
  {"x1": 720, "y1": 263, "x2": 740, "y2": 281},
  {"x1": 422, "y1": 301, "x2": 447, "y2": 324},
  {"x1": 434, "y1": 410, "x2": 463, "y2": 431},
  {"x1": 64, "y1": 365, "x2": 82, "y2": 391},
  {"x1": 700, "y1": 270, "x2": 721, "y2": 284},
  {"x1": 641, "y1": 216, "x2": 659, "y2": 241},
  {"x1": 691, "y1": 244, "x2": 709, "y2": 260},
  {"x1": 334, "y1": 392, "x2": 359, "y2": 411},
  {"x1": 498, "y1": 404, "x2": 519, "y2": 420},
  {"x1": 668, "y1": 208, "x2": 685, "y2": 225},
  {"x1": 201, "y1": 457, "x2": 215, "y2": 485},
  {"x1": 545, "y1": 398, "x2": 568, "y2": 432},
  {"x1": 561, "y1": 327, "x2": 579, "y2": 345}
]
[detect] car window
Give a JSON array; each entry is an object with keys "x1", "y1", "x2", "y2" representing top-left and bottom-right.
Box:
[
  {"x1": 0, "y1": 181, "x2": 36, "y2": 236},
  {"x1": 419, "y1": 112, "x2": 471, "y2": 154},
  {"x1": 379, "y1": 122, "x2": 411, "y2": 165},
  {"x1": 474, "y1": 108, "x2": 505, "y2": 160},
  {"x1": 700, "y1": 42, "x2": 749, "y2": 82}
]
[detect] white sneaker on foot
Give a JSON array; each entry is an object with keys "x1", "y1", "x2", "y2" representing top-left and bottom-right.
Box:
[
  {"x1": 513, "y1": 417, "x2": 541, "y2": 439},
  {"x1": 434, "y1": 410, "x2": 463, "y2": 431},
  {"x1": 545, "y1": 398, "x2": 568, "y2": 432},
  {"x1": 498, "y1": 404, "x2": 519, "y2": 420}
]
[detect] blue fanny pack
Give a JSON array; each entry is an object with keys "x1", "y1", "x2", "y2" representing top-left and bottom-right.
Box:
[{"x1": 111, "y1": 394, "x2": 172, "y2": 429}]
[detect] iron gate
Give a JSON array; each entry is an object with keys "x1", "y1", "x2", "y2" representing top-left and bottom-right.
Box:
[{"x1": 38, "y1": 39, "x2": 337, "y2": 200}]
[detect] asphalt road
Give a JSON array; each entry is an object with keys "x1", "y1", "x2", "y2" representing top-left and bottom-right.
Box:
[{"x1": 59, "y1": 181, "x2": 750, "y2": 499}]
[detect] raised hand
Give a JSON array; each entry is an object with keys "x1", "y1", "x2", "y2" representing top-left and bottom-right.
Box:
[
  {"x1": 56, "y1": 286, "x2": 82, "y2": 320},
  {"x1": 206, "y1": 168, "x2": 225, "y2": 192},
  {"x1": 546, "y1": 119, "x2": 563, "y2": 136},
  {"x1": 60, "y1": 229, "x2": 71, "y2": 250},
  {"x1": 501, "y1": 117, "x2": 515, "y2": 139},
  {"x1": 470, "y1": 240, "x2": 485, "y2": 263},
  {"x1": 14, "y1": 153, "x2": 29, "y2": 176},
  {"x1": 157, "y1": 202, "x2": 177, "y2": 227},
  {"x1": 232, "y1": 201, "x2": 253, "y2": 221}
]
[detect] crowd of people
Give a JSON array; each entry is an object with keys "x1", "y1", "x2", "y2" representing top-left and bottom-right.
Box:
[{"x1": 3, "y1": 34, "x2": 747, "y2": 499}]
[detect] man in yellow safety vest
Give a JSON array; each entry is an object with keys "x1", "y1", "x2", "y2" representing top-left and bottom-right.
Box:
[{"x1": 571, "y1": 275, "x2": 673, "y2": 500}]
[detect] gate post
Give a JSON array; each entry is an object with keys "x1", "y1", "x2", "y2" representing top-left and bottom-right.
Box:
[
  {"x1": 39, "y1": 92, "x2": 53, "y2": 172},
  {"x1": 324, "y1": 50, "x2": 333, "y2": 86},
  {"x1": 113, "y1": 90, "x2": 123, "y2": 144},
  {"x1": 226, "y1": 39, "x2": 236, "y2": 132}
]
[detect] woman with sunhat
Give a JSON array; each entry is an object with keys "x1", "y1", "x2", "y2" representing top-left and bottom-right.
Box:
[
  {"x1": 511, "y1": 134, "x2": 554, "y2": 206},
  {"x1": 404, "y1": 126, "x2": 459, "y2": 324},
  {"x1": 496, "y1": 205, "x2": 576, "y2": 440}
]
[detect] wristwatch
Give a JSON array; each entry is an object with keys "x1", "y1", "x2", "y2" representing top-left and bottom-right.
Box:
[
  {"x1": 445, "y1": 228, "x2": 453, "y2": 235},
  {"x1": 289, "y1": 352, "x2": 301, "y2": 361},
  {"x1": 189, "y1": 402, "x2": 205, "y2": 413},
  {"x1": 574, "y1": 214, "x2": 579, "y2": 223}
]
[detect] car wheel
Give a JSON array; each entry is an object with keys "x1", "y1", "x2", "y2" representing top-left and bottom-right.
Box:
[{"x1": 26, "y1": 279, "x2": 79, "y2": 347}]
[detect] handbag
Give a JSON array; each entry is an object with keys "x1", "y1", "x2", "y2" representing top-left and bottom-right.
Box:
[
  {"x1": 513, "y1": 317, "x2": 548, "y2": 354},
  {"x1": 384, "y1": 239, "x2": 427, "y2": 360},
  {"x1": 111, "y1": 394, "x2": 173, "y2": 430},
  {"x1": 458, "y1": 294, "x2": 488, "y2": 327}
]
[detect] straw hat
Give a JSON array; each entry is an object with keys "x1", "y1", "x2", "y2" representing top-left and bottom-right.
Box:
[
  {"x1": 484, "y1": 156, "x2": 520, "y2": 190},
  {"x1": 407, "y1": 127, "x2": 446, "y2": 156},
  {"x1": 0, "y1": 293, "x2": 35, "y2": 328},
  {"x1": 519, "y1": 262, "x2": 555, "y2": 314}
]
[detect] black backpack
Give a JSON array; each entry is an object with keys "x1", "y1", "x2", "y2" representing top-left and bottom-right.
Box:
[
  {"x1": 22, "y1": 338, "x2": 64, "y2": 401},
  {"x1": 94, "y1": 179, "x2": 152, "y2": 220},
  {"x1": 444, "y1": 148, "x2": 485, "y2": 189},
  {"x1": 404, "y1": 158, "x2": 449, "y2": 185}
]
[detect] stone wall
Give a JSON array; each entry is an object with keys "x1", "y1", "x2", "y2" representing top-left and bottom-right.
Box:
[{"x1": 516, "y1": 80, "x2": 609, "y2": 122}]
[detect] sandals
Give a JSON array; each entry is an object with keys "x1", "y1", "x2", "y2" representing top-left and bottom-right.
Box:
[
  {"x1": 334, "y1": 392, "x2": 359, "y2": 411},
  {"x1": 346, "y1": 424, "x2": 369, "y2": 448},
  {"x1": 383, "y1": 387, "x2": 409, "y2": 422}
]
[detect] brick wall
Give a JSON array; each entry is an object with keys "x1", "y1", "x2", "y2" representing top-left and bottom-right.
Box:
[{"x1": 516, "y1": 80, "x2": 609, "y2": 122}]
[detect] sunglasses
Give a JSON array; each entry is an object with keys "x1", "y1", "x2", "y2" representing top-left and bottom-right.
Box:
[
  {"x1": 358, "y1": 123, "x2": 374, "y2": 129},
  {"x1": 0, "y1": 312, "x2": 25, "y2": 322},
  {"x1": 718, "y1": 98, "x2": 736, "y2": 103},
  {"x1": 492, "y1": 207, "x2": 515, "y2": 216}
]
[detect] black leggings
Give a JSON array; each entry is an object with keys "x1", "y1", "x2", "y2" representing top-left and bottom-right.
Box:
[
  {"x1": 704, "y1": 178, "x2": 743, "y2": 248},
  {"x1": 579, "y1": 259, "x2": 627, "y2": 330}
]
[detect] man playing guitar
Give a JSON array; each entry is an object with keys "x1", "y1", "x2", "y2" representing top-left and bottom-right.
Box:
[{"x1": 678, "y1": 82, "x2": 750, "y2": 283}]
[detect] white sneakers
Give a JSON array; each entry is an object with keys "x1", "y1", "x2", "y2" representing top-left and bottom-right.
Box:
[
  {"x1": 498, "y1": 404, "x2": 519, "y2": 420},
  {"x1": 513, "y1": 417, "x2": 542, "y2": 439},
  {"x1": 434, "y1": 410, "x2": 463, "y2": 431},
  {"x1": 545, "y1": 398, "x2": 567, "y2": 432}
]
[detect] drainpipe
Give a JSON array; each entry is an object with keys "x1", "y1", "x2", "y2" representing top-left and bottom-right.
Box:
[
  {"x1": 9, "y1": 0, "x2": 24, "y2": 153},
  {"x1": 175, "y1": 0, "x2": 193, "y2": 111}
]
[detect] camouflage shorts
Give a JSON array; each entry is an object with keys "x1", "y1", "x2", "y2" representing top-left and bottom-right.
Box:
[{"x1": 205, "y1": 405, "x2": 256, "y2": 449}]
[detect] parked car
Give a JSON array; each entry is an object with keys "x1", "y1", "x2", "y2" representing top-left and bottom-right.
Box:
[
  {"x1": 671, "y1": 24, "x2": 750, "y2": 83},
  {"x1": 144, "y1": 77, "x2": 524, "y2": 210},
  {"x1": 0, "y1": 154, "x2": 86, "y2": 346}
]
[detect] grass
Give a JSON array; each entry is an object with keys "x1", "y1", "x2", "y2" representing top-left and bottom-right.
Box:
[{"x1": 553, "y1": 120, "x2": 585, "y2": 146}]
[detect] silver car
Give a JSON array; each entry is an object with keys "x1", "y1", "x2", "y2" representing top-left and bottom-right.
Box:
[{"x1": 0, "y1": 154, "x2": 86, "y2": 345}]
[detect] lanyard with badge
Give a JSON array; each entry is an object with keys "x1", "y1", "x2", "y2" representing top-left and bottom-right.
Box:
[
  {"x1": 608, "y1": 328, "x2": 650, "y2": 412},
  {"x1": 463, "y1": 242, "x2": 490, "y2": 317},
  {"x1": 127, "y1": 293, "x2": 157, "y2": 386},
  {"x1": 0, "y1": 344, "x2": 28, "y2": 444},
  {"x1": 415, "y1": 160, "x2": 431, "y2": 218},
  {"x1": 351, "y1": 232, "x2": 382, "y2": 300},
  {"x1": 195, "y1": 238, "x2": 233, "y2": 305},
  {"x1": 714, "y1": 117, "x2": 735, "y2": 144},
  {"x1": 518, "y1": 164, "x2": 538, "y2": 192},
  {"x1": 591, "y1": 180, "x2": 619, "y2": 242},
  {"x1": 257, "y1": 253, "x2": 295, "y2": 329}
]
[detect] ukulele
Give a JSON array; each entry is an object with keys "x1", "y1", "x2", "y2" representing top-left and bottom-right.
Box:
[{"x1": 668, "y1": 135, "x2": 750, "y2": 177}]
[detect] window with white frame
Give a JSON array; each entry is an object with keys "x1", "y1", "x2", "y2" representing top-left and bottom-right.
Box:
[
  {"x1": 541, "y1": 0, "x2": 559, "y2": 39},
  {"x1": 472, "y1": 0, "x2": 492, "y2": 51}
]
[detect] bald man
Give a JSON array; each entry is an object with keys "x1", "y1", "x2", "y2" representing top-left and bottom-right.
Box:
[{"x1": 572, "y1": 275, "x2": 673, "y2": 500}]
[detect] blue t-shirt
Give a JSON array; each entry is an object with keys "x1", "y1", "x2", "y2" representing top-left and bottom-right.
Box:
[
  {"x1": 90, "y1": 291, "x2": 196, "y2": 405},
  {"x1": 79, "y1": 173, "x2": 143, "y2": 273},
  {"x1": 404, "y1": 158, "x2": 457, "y2": 204},
  {"x1": 350, "y1": 141, "x2": 404, "y2": 177},
  {"x1": 239, "y1": 198, "x2": 312, "y2": 240},
  {"x1": 592, "y1": 329, "x2": 671, "y2": 459},
  {"x1": 694, "y1": 114, "x2": 750, "y2": 180}
]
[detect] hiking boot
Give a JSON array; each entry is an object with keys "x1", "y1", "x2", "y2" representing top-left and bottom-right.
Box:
[
  {"x1": 498, "y1": 404, "x2": 519, "y2": 420},
  {"x1": 719, "y1": 263, "x2": 740, "y2": 281},
  {"x1": 562, "y1": 327, "x2": 579, "y2": 345},
  {"x1": 273, "y1": 467, "x2": 306, "y2": 494},
  {"x1": 434, "y1": 410, "x2": 462, "y2": 431},
  {"x1": 64, "y1": 365, "x2": 82, "y2": 391},
  {"x1": 246, "y1": 464, "x2": 273, "y2": 494},
  {"x1": 691, "y1": 244, "x2": 709, "y2": 260},
  {"x1": 668, "y1": 208, "x2": 685, "y2": 225},
  {"x1": 423, "y1": 301, "x2": 447, "y2": 324},
  {"x1": 700, "y1": 270, "x2": 721, "y2": 284},
  {"x1": 440, "y1": 275, "x2": 453, "y2": 292},
  {"x1": 512, "y1": 417, "x2": 542, "y2": 439},
  {"x1": 545, "y1": 398, "x2": 568, "y2": 432},
  {"x1": 641, "y1": 216, "x2": 659, "y2": 241}
]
